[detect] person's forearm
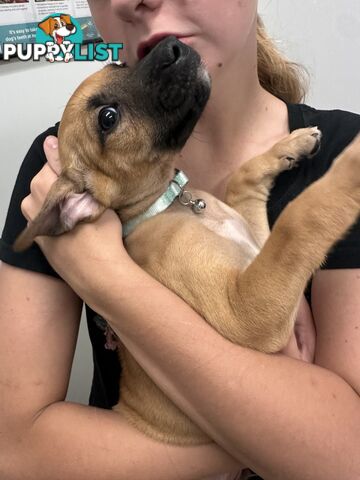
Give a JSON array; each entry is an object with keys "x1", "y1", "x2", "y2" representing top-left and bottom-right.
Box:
[
  {"x1": 79, "y1": 259, "x2": 360, "y2": 480},
  {"x1": 1, "y1": 401, "x2": 237, "y2": 480}
]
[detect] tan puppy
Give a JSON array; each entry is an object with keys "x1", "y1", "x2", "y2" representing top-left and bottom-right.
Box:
[{"x1": 14, "y1": 36, "x2": 360, "y2": 447}]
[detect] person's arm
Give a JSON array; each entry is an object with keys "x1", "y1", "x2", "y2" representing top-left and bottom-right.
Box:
[
  {"x1": 41, "y1": 226, "x2": 360, "y2": 480},
  {"x1": 312, "y1": 268, "x2": 360, "y2": 391},
  {"x1": 0, "y1": 262, "x2": 240, "y2": 480}
]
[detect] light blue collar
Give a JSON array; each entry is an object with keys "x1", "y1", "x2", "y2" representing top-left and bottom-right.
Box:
[{"x1": 122, "y1": 168, "x2": 206, "y2": 238}]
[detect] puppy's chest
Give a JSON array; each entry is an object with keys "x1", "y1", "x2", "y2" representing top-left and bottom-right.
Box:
[
  {"x1": 199, "y1": 215, "x2": 256, "y2": 249},
  {"x1": 126, "y1": 190, "x2": 261, "y2": 271},
  {"x1": 187, "y1": 190, "x2": 260, "y2": 254}
]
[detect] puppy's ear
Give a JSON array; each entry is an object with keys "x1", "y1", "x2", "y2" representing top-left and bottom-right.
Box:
[
  {"x1": 38, "y1": 17, "x2": 55, "y2": 36},
  {"x1": 60, "y1": 14, "x2": 72, "y2": 25},
  {"x1": 13, "y1": 176, "x2": 105, "y2": 253}
]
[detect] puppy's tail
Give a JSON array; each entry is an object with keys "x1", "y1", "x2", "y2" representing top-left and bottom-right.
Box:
[{"x1": 13, "y1": 176, "x2": 81, "y2": 253}]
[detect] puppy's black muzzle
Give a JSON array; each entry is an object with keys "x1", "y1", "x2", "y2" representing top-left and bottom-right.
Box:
[
  {"x1": 154, "y1": 37, "x2": 190, "y2": 71},
  {"x1": 130, "y1": 36, "x2": 211, "y2": 149},
  {"x1": 134, "y1": 36, "x2": 204, "y2": 106}
]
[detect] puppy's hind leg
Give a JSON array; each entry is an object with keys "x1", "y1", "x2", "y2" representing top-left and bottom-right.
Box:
[{"x1": 225, "y1": 127, "x2": 321, "y2": 247}]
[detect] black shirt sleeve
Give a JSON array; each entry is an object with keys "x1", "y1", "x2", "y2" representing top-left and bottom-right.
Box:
[{"x1": 0, "y1": 123, "x2": 61, "y2": 279}]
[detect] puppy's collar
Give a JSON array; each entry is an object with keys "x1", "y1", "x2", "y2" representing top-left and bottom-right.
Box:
[{"x1": 122, "y1": 168, "x2": 206, "y2": 238}]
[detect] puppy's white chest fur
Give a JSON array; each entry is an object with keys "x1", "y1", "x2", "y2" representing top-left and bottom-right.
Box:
[
  {"x1": 203, "y1": 216, "x2": 256, "y2": 247},
  {"x1": 189, "y1": 190, "x2": 260, "y2": 255}
]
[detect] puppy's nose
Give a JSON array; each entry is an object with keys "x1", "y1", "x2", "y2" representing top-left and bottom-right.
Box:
[{"x1": 153, "y1": 36, "x2": 189, "y2": 69}]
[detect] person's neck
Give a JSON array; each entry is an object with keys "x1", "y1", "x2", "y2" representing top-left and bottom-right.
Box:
[{"x1": 175, "y1": 61, "x2": 290, "y2": 201}]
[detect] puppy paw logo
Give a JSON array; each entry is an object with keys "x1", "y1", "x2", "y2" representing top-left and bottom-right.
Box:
[{"x1": 36, "y1": 13, "x2": 82, "y2": 63}]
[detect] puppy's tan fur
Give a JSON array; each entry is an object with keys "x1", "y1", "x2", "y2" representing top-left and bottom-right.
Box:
[{"x1": 14, "y1": 60, "x2": 360, "y2": 447}]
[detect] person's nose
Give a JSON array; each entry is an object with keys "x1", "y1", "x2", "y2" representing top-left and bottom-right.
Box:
[{"x1": 112, "y1": 0, "x2": 163, "y2": 22}]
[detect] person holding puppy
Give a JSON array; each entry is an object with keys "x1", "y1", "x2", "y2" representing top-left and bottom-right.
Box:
[{"x1": 0, "y1": 1, "x2": 359, "y2": 479}]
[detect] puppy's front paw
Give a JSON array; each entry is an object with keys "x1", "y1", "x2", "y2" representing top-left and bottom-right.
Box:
[
  {"x1": 307, "y1": 126, "x2": 322, "y2": 157},
  {"x1": 275, "y1": 127, "x2": 322, "y2": 171}
]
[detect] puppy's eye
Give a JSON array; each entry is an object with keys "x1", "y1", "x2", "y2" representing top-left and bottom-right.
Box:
[{"x1": 98, "y1": 106, "x2": 120, "y2": 132}]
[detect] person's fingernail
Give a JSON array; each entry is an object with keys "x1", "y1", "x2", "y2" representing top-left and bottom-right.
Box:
[{"x1": 46, "y1": 137, "x2": 58, "y2": 149}]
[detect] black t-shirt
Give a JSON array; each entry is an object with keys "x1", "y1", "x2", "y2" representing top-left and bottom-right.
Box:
[{"x1": 1, "y1": 103, "x2": 360, "y2": 411}]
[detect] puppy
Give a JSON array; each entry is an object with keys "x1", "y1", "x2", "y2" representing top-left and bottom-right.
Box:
[
  {"x1": 38, "y1": 14, "x2": 76, "y2": 62},
  {"x1": 13, "y1": 36, "x2": 360, "y2": 458}
]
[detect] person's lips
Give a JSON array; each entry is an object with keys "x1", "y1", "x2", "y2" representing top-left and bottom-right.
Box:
[{"x1": 137, "y1": 33, "x2": 193, "y2": 60}]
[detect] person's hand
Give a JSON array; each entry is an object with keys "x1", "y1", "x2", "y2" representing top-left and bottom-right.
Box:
[{"x1": 20, "y1": 135, "x2": 132, "y2": 288}]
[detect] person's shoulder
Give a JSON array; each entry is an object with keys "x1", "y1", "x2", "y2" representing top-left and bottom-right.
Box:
[
  {"x1": 30, "y1": 122, "x2": 61, "y2": 146},
  {"x1": 298, "y1": 102, "x2": 360, "y2": 132},
  {"x1": 0, "y1": 121, "x2": 62, "y2": 279},
  {"x1": 296, "y1": 102, "x2": 360, "y2": 126},
  {"x1": 15, "y1": 121, "x2": 61, "y2": 183},
  {"x1": 28, "y1": 122, "x2": 61, "y2": 163}
]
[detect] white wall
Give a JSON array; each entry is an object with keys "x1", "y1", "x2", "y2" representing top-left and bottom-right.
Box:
[
  {"x1": 258, "y1": 0, "x2": 360, "y2": 112},
  {"x1": 1, "y1": 0, "x2": 359, "y2": 405},
  {"x1": 0, "y1": 59, "x2": 100, "y2": 403}
]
